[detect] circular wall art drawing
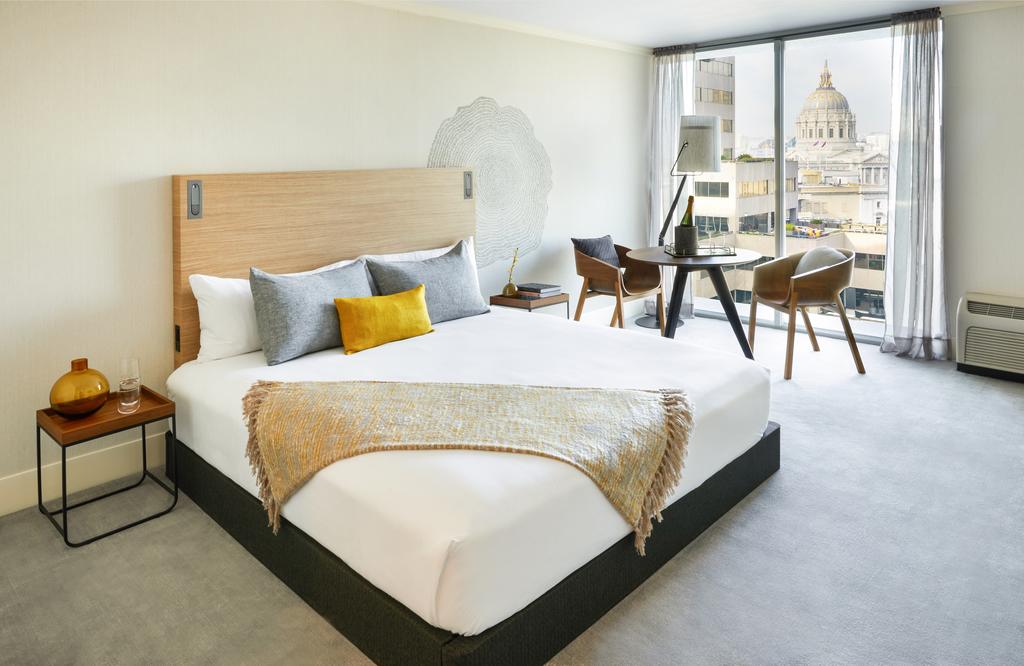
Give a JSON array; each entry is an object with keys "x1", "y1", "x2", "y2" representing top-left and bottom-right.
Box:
[{"x1": 428, "y1": 97, "x2": 552, "y2": 268}]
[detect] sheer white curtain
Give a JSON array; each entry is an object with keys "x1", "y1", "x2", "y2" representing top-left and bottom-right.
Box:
[
  {"x1": 647, "y1": 49, "x2": 695, "y2": 315},
  {"x1": 882, "y1": 10, "x2": 949, "y2": 359}
]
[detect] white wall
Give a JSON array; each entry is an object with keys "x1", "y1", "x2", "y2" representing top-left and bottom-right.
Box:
[
  {"x1": 943, "y1": 4, "x2": 1024, "y2": 325},
  {"x1": 0, "y1": 1, "x2": 650, "y2": 515}
]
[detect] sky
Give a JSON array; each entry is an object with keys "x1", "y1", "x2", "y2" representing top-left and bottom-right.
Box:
[{"x1": 702, "y1": 27, "x2": 892, "y2": 143}]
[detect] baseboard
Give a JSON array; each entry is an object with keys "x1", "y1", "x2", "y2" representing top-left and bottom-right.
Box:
[
  {"x1": 957, "y1": 362, "x2": 1024, "y2": 383},
  {"x1": 0, "y1": 432, "x2": 167, "y2": 518}
]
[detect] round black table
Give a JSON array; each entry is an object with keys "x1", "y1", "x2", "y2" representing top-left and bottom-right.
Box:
[{"x1": 626, "y1": 247, "x2": 761, "y2": 359}]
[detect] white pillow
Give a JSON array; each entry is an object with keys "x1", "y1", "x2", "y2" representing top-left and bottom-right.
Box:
[
  {"x1": 795, "y1": 246, "x2": 846, "y2": 276},
  {"x1": 188, "y1": 258, "x2": 357, "y2": 363},
  {"x1": 363, "y1": 236, "x2": 478, "y2": 266},
  {"x1": 189, "y1": 274, "x2": 262, "y2": 363}
]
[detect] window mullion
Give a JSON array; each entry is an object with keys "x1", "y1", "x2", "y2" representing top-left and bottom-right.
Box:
[{"x1": 773, "y1": 39, "x2": 786, "y2": 329}]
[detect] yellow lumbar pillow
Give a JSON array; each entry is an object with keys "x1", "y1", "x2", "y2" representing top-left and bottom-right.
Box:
[{"x1": 335, "y1": 284, "x2": 433, "y2": 354}]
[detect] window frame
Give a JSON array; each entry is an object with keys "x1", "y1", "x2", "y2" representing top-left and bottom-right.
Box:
[{"x1": 681, "y1": 22, "x2": 892, "y2": 344}]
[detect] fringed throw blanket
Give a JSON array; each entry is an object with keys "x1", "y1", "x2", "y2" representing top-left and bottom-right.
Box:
[{"x1": 243, "y1": 380, "x2": 693, "y2": 555}]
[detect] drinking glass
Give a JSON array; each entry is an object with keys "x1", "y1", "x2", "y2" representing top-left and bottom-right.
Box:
[{"x1": 118, "y1": 357, "x2": 141, "y2": 414}]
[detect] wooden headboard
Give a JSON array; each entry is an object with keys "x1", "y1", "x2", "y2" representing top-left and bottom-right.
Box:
[{"x1": 172, "y1": 168, "x2": 475, "y2": 367}]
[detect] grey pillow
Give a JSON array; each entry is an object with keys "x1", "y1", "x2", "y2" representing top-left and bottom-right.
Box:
[
  {"x1": 571, "y1": 235, "x2": 619, "y2": 267},
  {"x1": 366, "y1": 241, "x2": 488, "y2": 324},
  {"x1": 250, "y1": 260, "x2": 373, "y2": 365},
  {"x1": 795, "y1": 246, "x2": 847, "y2": 276}
]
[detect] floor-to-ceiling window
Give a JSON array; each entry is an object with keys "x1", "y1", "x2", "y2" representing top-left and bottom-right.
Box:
[
  {"x1": 688, "y1": 43, "x2": 778, "y2": 326},
  {"x1": 690, "y1": 27, "x2": 891, "y2": 341},
  {"x1": 783, "y1": 28, "x2": 890, "y2": 338}
]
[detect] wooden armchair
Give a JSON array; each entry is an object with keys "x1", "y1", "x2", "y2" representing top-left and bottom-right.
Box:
[
  {"x1": 573, "y1": 245, "x2": 665, "y2": 332},
  {"x1": 748, "y1": 248, "x2": 865, "y2": 380}
]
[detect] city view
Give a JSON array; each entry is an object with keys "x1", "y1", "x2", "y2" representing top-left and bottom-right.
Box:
[{"x1": 688, "y1": 29, "x2": 891, "y2": 336}]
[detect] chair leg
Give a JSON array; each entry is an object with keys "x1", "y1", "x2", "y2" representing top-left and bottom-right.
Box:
[
  {"x1": 610, "y1": 307, "x2": 619, "y2": 327},
  {"x1": 613, "y1": 282, "x2": 625, "y2": 329},
  {"x1": 656, "y1": 289, "x2": 666, "y2": 336},
  {"x1": 784, "y1": 300, "x2": 798, "y2": 380},
  {"x1": 800, "y1": 307, "x2": 820, "y2": 352},
  {"x1": 573, "y1": 279, "x2": 589, "y2": 322},
  {"x1": 835, "y1": 295, "x2": 866, "y2": 374},
  {"x1": 747, "y1": 296, "x2": 758, "y2": 349}
]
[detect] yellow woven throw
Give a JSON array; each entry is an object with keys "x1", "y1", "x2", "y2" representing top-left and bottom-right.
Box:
[{"x1": 243, "y1": 380, "x2": 693, "y2": 555}]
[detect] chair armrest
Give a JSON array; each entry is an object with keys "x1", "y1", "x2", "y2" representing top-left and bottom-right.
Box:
[
  {"x1": 616, "y1": 244, "x2": 662, "y2": 294},
  {"x1": 574, "y1": 249, "x2": 621, "y2": 292},
  {"x1": 791, "y1": 255, "x2": 854, "y2": 305},
  {"x1": 752, "y1": 253, "x2": 802, "y2": 303}
]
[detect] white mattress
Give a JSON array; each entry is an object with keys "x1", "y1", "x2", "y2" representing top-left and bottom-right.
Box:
[{"x1": 166, "y1": 309, "x2": 770, "y2": 636}]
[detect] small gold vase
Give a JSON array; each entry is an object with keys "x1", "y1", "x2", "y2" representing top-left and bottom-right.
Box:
[
  {"x1": 501, "y1": 282, "x2": 518, "y2": 297},
  {"x1": 49, "y1": 358, "x2": 110, "y2": 417}
]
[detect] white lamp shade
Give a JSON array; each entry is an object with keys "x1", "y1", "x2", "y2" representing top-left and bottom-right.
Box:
[{"x1": 676, "y1": 115, "x2": 721, "y2": 174}]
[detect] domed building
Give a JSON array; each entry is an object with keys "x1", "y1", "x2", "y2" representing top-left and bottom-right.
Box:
[
  {"x1": 795, "y1": 61, "x2": 858, "y2": 153},
  {"x1": 788, "y1": 60, "x2": 889, "y2": 223}
]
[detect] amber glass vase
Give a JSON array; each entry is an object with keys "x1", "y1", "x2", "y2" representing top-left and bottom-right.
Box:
[{"x1": 49, "y1": 358, "x2": 110, "y2": 417}]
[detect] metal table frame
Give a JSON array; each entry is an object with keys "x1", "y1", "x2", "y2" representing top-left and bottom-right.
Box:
[
  {"x1": 664, "y1": 265, "x2": 754, "y2": 359},
  {"x1": 626, "y1": 247, "x2": 760, "y2": 360},
  {"x1": 36, "y1": 415, "x2": 178, "y2": 548}
]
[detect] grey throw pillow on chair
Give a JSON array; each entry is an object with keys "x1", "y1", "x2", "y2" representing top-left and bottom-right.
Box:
[
  {"x1": 366, "y1": 240, "x2": 488, "y2": 324},
  {"x1": 250, "y1": 259, "x2": 374, "y2": 365},
  {"x1": 795, "y1": 246, "x2": 846, "y2": 276},
  {"x1": 571, "y1": 235, "x2": 620, "y2": 267}
]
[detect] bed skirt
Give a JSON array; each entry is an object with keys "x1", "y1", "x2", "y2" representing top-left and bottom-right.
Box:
[{"x1": 166, "y1": 421, "x2": 780, "y2": 665}]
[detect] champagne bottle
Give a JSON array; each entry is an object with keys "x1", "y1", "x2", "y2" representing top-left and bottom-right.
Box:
[
  {"x1": 679, "y1": 195, "x2": 695, "y2": 227},
  {"x1": 675, "y1": 195, "x2": 698, "y2": 254}
]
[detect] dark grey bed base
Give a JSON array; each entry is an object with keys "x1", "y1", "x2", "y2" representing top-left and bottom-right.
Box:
[{"x1": 166, "y1": 421, "x2": 780, "y2": 665}]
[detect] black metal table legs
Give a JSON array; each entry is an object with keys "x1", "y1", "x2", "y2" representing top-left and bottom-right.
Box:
[
  {"x1": 664, "y1": 268, "x2": 690, "y2": 339},
  {"x1": 706, "y1": 267, "x2": 755, "y2": 359},
  {"x1": 661, "y1": 267, "x2": 754, "y2": 360},
  {"x1": 36, "y1": 417, "x2": 179, "y2": 547}
]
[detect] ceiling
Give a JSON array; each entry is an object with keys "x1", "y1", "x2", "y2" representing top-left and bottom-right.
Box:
[{"x1": 410, "y1": 0, "x2": 978, "y2": 49}]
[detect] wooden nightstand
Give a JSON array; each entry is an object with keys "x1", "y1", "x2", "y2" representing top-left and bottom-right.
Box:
[
  {"x1": 490, "y1": 293, "x2": 571, "y2": 319},
  {"x1": 36, "y1": 385, "x2": 178, "y2": 547}
]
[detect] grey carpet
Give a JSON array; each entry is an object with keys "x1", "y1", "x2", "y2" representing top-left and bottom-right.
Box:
[{"x1": 1, "y1": 317, "x2": 1022, "y2": 664}]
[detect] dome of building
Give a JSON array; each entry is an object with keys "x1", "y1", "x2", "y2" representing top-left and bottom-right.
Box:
[
  {"x1": 787, "y1": 60, "x2": 890, "y2": 198},
  {"x1": 794, "y1": 61, "x2": 857, "y2": 152},
  {"x1": 802, "y1": 86, "x2": 850, "y2": 112}
]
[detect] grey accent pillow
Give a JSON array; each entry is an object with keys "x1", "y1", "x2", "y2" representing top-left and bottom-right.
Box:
[
  {"x1": 795, "y1": 246, "x2": 846, "y2": 276},
  {"x1": 571, "y1": 235, "x2": 619, "y2": 267},
  {"x1": 366, "y1": 241, "x2": 488, "y2": 324},
  {"x1": 250, "y1": 260, "x2": 373, "y2": 365}
]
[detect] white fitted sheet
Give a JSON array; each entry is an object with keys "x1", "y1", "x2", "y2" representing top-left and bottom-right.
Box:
[{"x1": 166, "y1": 309, "x2": 770, "y2": 636}]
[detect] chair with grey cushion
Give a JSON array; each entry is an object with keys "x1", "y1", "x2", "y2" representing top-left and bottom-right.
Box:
[
  {"x1": 571, "y1": 235, "x2": 664, "y2": 333},
  {"x1": 748, "y1": 246, "x2": 866, "y2": 380}
]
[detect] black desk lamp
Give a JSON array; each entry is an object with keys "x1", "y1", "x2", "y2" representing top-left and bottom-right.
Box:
[{"x1": 636, "y1": 115, "x2": 722, "y2": 329}]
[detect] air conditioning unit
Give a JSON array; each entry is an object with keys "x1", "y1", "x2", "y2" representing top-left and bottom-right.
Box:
[{"x1": 956, "y1": 292, "x2": 1024, "y2": 382}]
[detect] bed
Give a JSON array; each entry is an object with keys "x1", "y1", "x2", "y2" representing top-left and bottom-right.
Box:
[{"x1": 166, "y1": 168, "x2": 780, "y2": 664}]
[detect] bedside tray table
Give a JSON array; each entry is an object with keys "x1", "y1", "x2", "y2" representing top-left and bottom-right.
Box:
[
  {"x1": 36, "y1": 385, "x2": 178, "y2": 547},
  {"x1": 490, "y1": 292, "x2": 570, "y2": 318}
]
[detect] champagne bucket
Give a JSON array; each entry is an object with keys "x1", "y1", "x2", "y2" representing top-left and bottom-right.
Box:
[{"x1": 675, "y1": 225, "x2": 699, "y2": 254}]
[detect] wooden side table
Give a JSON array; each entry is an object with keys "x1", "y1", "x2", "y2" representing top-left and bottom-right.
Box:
[
  {"x1": 490, "y1": 293, "x2": 571, "y2": 319},
  {"x1": 36, "y1": 385, "x2": 178, "y2": 547}
]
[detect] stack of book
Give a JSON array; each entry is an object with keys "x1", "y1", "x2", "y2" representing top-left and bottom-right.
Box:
[{"x1": 516, "y1": 283, "x2": 561, "y2": 300}]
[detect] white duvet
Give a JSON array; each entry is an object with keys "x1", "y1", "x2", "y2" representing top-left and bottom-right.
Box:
[{"x1": 166, "y1": 309, "x2": 770, "y2": 635}]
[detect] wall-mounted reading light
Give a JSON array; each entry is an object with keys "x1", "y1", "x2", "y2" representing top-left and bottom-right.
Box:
[{"x1": 187, "y1": 180, "x2": 203, "y2": 219}]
